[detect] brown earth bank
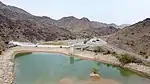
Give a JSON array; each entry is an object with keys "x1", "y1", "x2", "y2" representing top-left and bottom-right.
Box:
[{"x1": 59, "y1": 78, "x2": 121, "y2": 84}]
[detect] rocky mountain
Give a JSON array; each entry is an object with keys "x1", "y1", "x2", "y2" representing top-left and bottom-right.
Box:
[
  {"x1": 0, "y1": 14, "x2": 75, "y2": 49},
  {"x1": 0, "y1": 1, "x2": 119, "y2": 50},
  {"x1": 57, "y1": 16, "x2": 119, "y2": 33},
  {"x1": 107, "y1": 18, "x2": 150, "y2": 56}
]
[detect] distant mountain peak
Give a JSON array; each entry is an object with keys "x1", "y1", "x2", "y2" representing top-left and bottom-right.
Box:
[
  {"x1": 80, "y1": 17, "x2": 90, "y2": 22},
  {"x1": 0, "y1": 1, "x2": 2, "y2": 3},
  {"x1": 41, "y1": 16, "x2": 55, "y2": 20},
  {"x1": 0, "y1": 1, "x2": 5, "y2": 6},
  {"x1": 0, "y1": 1, "x2": 32, "y2": 16},
  {"x1": 59, "y1": 16, "x2": 78, "y2": 20},
  {"x1": 144, "y1": 18, "x2": 150, "y2": 21}
]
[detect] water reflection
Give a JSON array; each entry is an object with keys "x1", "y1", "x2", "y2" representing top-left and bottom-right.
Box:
[
  {"x1": 96, "y1": 62, "x2": 101, "y2": 66},
  {"x1": 96, "y1": 62, "x2": 132, "y2": 77},
  {"x1": 70, "y1": 57, "x2": 74, "y2": 64},
  {"x1": 105, "y1": 63, "x2": 113, "y2": 68},
  {"x1": 69, "y1": 57, "x2": 83, "y2": 64},
  {"x1": 75, "y1": 58, "x2": 83, "y2": 62},
  {"x1": 117, "y1": 68, "x2": 132, "y2": 77}
]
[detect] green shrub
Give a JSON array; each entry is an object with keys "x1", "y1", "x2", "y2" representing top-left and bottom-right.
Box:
[
  {"x1": 144, "y1": 55, "x2": 149, "y2": 59},
  {"x1": 93, "y1": 46, "x2": 104, "y2": 53},
  {"x1": 83, "y1": 40, "x2": 87, "y2": 44},
  {"x1": 96, "y1": 39, "x2": 100, "y2": 41},
  {"x1": 0, "y1": 50, "x2": 2, "y2": 55},
  {"x1": 117, "y1": 37, "x2": 119, "y2": 40},
  {"x1": 139, "y1": 51, "x2": 147, "y2": 55},
  {"x1": 92, "y1": 67, "x2": 99, "y2": 74},
  {"x1": 5, "y1": 41, "x2": 9, "y2": 44},
  {"x1": 106, "y1": 50, "x2": 111, "y2": 54},
  {"x1": 15, "y1": 52, "x2": 32, "y2": 58},
  {"x1": 112, "y1": 52, "x2": 117, "y2": 56},
  {"x1": 110, "y1": 51, "x2": 118, "y2": 57},
  {"x1": 2, "y1": 49, "x2": 5, "y2": 51},
  {"x1": 131, "y1": 32, "x2": 134, "y2": 35},
  {"x1": 118, "y1": 53, "x2": 142, "y2": 64},
  {"x1": 103, "y1": 50, "x2": 111, "y2": 55}
]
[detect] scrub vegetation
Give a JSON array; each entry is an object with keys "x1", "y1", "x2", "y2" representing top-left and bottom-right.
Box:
[
  {"x1": 0, "y1": 50, "x2": 2, "y2": 55},
  {"x1": 15, "y1": 52, "x2": 32, "y2": 58},
  {"x1": 92, "y1": 46, "x2": 115, "y2": 55},
  {"x1": 90, "y1": 46, "x2": 143, "y2": 65},
  {"x1": 93, "y1": 46, "x2": 104, "y2": 53},
  {"x1": 117, "y1": 53, "x2": 142, "y2": 65}
]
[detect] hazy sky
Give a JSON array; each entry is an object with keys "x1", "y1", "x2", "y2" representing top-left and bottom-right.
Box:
[{"x1": 1, "y1": 0, "x2": 150, "y2": 25}]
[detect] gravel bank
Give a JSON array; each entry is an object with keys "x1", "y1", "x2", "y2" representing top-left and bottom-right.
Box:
[{"x1": 124, "y1": 63, "x2": 150, "y2": 78}]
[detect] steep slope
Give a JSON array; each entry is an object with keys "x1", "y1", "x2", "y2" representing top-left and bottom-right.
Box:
[
  {"x1": 0, "y1": 14, "x2": 75, "y2": 49},
  {"x1": 107, "y1": 18, "x2": 150, "y2": 56}
]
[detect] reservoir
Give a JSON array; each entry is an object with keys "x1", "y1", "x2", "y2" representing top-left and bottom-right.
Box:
[{"x1": 14, "y1": 53, "x2": 150, "y2": 84}]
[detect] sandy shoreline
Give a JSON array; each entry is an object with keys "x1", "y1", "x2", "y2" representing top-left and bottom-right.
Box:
[
  {"x1": 59, "y1": 78, "x2": 121, "y2": 84},
  {"x1": 0, "y1": 46, "x2": 150, "y2": 84}
]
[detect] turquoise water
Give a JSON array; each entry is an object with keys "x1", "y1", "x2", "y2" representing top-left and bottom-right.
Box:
[{"x1": 14, "y1": 53, "x2": 150, "y2": 84}]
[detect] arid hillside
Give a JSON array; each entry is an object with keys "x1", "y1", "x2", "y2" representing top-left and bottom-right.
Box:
[{"x1": 107, "y1": 18, "x2": 150, "y2": 56}]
